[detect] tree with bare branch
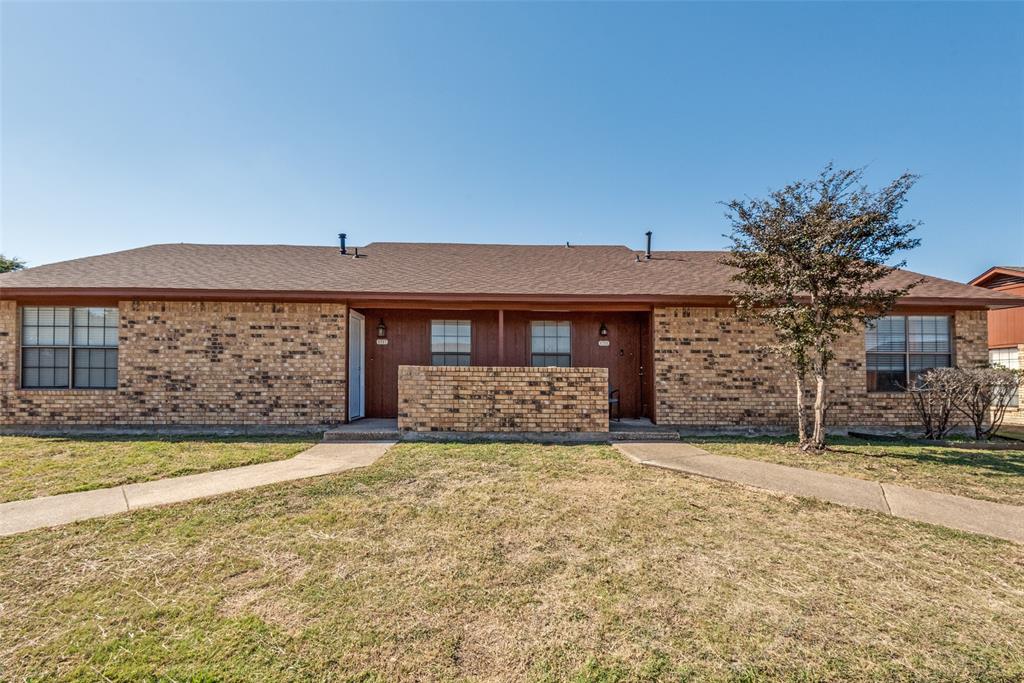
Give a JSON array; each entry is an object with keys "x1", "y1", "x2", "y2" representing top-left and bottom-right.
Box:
[{"x1": 723, "y1": 164, "x2": 921, "y2": 450}]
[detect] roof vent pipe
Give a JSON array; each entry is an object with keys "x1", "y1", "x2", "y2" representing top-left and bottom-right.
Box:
[
  {"x1": 338, "y1": 233, "x2": 347, "y2": 255},
  {"x1": 645, "y1": 231, "x2": 652, "y2": 260}
]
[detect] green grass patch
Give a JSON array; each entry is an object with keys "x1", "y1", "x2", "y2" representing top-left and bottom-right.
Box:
[
  {"x1": 2, "y1": 442, "x2": 1022, "y2": 681},
  {"x1": 0, "y1": 435, "x2": 314, "y2": 502}
]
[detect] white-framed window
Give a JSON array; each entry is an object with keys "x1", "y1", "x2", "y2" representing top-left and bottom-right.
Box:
[
  {"x1": 990, "y1": 347, "x2": 1020, "y2": 407},
  {"x1": 990, "y1": 347, "x2": 1021, "y2": 369},
  {"x1": 20, "y1": 306, "x2": 119, "y2": 389},
  {"x1": 431, "y1": 320, "x2": 471, "y2": 366},
  {"x1": 865, "y1": 315, "x2": 952, "y2": 391},
  {"x1": 530, "y1": 321, "x2": 571, "y2": 367}
]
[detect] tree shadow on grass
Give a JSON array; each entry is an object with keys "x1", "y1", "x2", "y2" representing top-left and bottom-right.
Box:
[
  {"x1": 831, "y1": 437, "x2": 1024, "y2": 477},
  {"x1": 699, "y1": 435, "x2": 1024, "y2": 478},
  {"x1": 860, "y1": 446, "x2": 1024, "y2": 477}
]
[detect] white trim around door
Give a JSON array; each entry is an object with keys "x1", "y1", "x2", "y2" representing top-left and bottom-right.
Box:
[{"x1": 348, "y1": 310, "x2": 365, "y2": 420}]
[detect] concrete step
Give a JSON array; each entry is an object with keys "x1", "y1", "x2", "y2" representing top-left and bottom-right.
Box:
[
  {"x1": 324, "y1": 418, "x2": 679, "y2": 444},
  {"x1": 323, "y1": 428, "x2": 400, "y2": 442},
  {"x1": 607, "y1": 430, "x2": 681, "y2": 442},
  {"x1": 324, "y1": 428, "x2": 679, "y2": 443}
]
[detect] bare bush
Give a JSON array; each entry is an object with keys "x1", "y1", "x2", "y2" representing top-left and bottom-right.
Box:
[
  {"x1": 907, "y1": 368, "x2": 959, "y2": 440},
  {"x1": 945, "y1": 366, "x2": 1024, "y2": 440}
]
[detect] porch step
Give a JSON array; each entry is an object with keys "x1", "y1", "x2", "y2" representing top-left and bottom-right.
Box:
[
  {"x1": 608, "y1": 419, "x2": 681, "y2": 442},
  {"x1": 324, "y1": 428, "x2": 679, "y2": 443},
  {"x1": 322, "y1": 418, "x2": 679, "y2": 444},
  {"x1": 323, "y1": 418, "x2": 401, "y2": 442},
  {"x1": 323, "y1": 428, "x2": 400, "y2": 442},
  {"x1": 607, "y1": 430, "x2": 681, "y2": 442}
]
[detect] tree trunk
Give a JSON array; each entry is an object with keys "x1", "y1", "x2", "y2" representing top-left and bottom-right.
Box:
[
  {"x1": 795, "y1": 374, "x2": 808, "y2": 445},
  {"x1": 810, "y1": 372, "x2": 827, "y2": 450}
]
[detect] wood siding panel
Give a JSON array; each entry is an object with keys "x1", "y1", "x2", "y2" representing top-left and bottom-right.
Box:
[
  {"x1": 988, "y1": 306, "x2": 1024, "y2": 349},
  {"x1": 979, "y1": 281, "x2": 1024, "y2": 349},
  {"x1": 360, "y1": 309, "x2": 501, "y2": 418},
  {"x1": 358, "y1": 308, "x2": 649, "y2": 419}
]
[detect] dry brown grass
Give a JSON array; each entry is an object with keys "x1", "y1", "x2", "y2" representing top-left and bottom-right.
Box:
[{"x1": 1, "y1": 442, "x2": 1022, "y2": 681}]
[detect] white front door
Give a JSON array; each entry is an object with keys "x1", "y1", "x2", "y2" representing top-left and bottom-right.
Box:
[{"x1": 348, "y1": 311, "x2": 365, "y2": 420}]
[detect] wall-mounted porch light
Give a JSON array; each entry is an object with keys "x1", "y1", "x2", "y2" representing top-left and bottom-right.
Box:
[
  {"x1": 377, "y1": 319, "x2": 388, "y2": 339},
  {"x1": 598, "y1": 322, "x2": 609, "y2": 337}
]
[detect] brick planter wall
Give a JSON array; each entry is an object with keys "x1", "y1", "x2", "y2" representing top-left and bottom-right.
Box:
[
  {"x1": 652, "y1": 307, "x2": 988, "y2": 429},
  {"x1": 398, "y1": 365, "x2": 608, "y2": 432},
  {"x1": 0, "y1": 300, "x2": 347, "y2": 426}
]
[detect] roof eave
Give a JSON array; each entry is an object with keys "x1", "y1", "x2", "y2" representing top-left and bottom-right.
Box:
[
  {"x1": 0, "y1": 286, "x2": 729, "y2": 307},
  {"x1": 0, "y1": 286, "x2": 1018, "y2": 309},
  {"x1": 968, "y1": 266, "x2": 1024, "y2": 287}
]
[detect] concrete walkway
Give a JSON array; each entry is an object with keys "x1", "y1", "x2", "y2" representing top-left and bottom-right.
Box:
[
  {"x1": 614, "y1": 442, "x2": 1024, "y2": 544},
  {"x1": 0, "y1": 441, "x2": 394, "y2": 537}
]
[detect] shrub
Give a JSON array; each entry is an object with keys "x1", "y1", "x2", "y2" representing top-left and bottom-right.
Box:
[
  {"x1": 945, "y1": 366, "x2": 1023, "y2": 440},
  {"x1": 907, "y1": 367, "x2": 959, "y2": 440}
]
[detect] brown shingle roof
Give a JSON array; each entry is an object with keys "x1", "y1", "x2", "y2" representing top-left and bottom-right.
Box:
[{"x1": 1, "y1": 242, "x2": 1019, "y2": 306}]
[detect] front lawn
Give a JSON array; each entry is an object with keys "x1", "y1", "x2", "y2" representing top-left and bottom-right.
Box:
[
  {"x1": 0, "y1": 435, "x2": 315, "y2": 503},
  {"x1": 1, "y1": 442, "x2": 1022, "y2": 681},
  {"x1": 693, "y1": 436, "x2": 1024, "y2": 506}
]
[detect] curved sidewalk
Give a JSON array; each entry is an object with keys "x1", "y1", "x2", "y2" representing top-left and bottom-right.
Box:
[
  {"x1": 0, "y1": 442, "x2": 394, "y2": 537},
  {"x1": 614, "y1": 442, "x2": 1024, "y2": 544}
]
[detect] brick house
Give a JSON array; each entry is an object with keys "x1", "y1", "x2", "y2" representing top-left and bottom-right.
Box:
[
  {"x1": 969, "y1": 265, "x2": 1024, "y2": 425},
  {"x1": 1, "y1": 242, "x2": 1018, "y2": 433}
]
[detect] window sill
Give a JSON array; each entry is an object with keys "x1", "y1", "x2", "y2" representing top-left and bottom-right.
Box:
[{"x1": 18, "y1": 387, "x2": 118, "y2": 394}]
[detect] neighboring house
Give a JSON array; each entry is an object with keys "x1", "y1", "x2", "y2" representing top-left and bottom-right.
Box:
[
  {"x1": 969, "y1": 265, "x2": 1024, "y2": 424},
  {"x1": 0, "y1": 241, "x2": 1019, "y2": 434}
]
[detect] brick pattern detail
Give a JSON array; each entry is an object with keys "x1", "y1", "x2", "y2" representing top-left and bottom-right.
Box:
[
  {"x1": 397, "y1": 365, "x2": 608, "y2": 432},
  {"x1": 0, "y1": 300, "x2": 346, "y2": 426},
  {"x1": 653, "y1": 307, "x2": 989, "y2": 428}
]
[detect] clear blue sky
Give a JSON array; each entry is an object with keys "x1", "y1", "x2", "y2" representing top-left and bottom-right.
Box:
[{"x1": 2, "y1": 1, "x2": 1021, "y2": 283}]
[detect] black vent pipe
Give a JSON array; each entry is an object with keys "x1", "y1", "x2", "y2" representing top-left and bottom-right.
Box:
[
  {"x1": 645, "y1": 230, "x2": 652, "y2": 260},
  {"x1": 339, "y1": 233, "x2": 347, "y2": 255}
]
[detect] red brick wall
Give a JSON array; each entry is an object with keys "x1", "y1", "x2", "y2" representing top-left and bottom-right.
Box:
[
  {"x1": 0, "y1": 300, "x2": 347, "y2": 426},
  {"x1": 0, "y1": 298, "x2": 992, "y2": 432},
  {"x1": 398, "y1": 365, "x2": 608, "y2": 432},
  {"x1": 652, "y1": 307, "x2": 988, "y2": 429}
]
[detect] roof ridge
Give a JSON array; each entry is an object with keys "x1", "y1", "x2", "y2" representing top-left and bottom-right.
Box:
[
  {"x1": 123, "y1": 242, "x2": 639, "y2": 250},
  {"x1": 363, "y1": 241, "x2": 633, "y2": 248}
]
